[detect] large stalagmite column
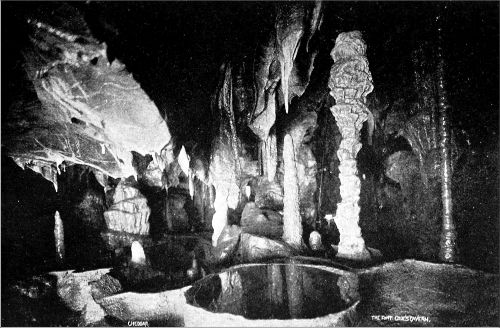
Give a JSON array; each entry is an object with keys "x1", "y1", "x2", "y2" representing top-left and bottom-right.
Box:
[
  {"x1": 282, "y1": 133, "x2": 303, "y2": 249},
  {"x1": 328, "y1": 31, "x2": 373, "y2": 260}
]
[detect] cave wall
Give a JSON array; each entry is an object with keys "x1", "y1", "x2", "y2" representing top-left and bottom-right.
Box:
[{"x1": 1, "y1": 1, "x2": 498, "y2": 273}]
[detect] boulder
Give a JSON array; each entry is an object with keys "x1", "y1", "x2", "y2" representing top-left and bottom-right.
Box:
[
  {"x1": 240, "y1": 202, "x2": 283, "y2": 238},
  {"x1": 90, "y1": 274, "x2": 123, "y2": 301},
  {"x1": 208, "y1": 225, "x2": 243, "y2": 265},
  {"x1": 206, "y1": 224, "x2": 295, "y2": 266},
  {"x1": 239, "y1": 233, "x2": 295, "y2": 262},
  {"x1": 254, "y1": 179, "x2": 284, "y2": 210},
  {"x1": 104, "y1": 181, "x2": 150, "y2": 235},
  {"x1": 54, "y1": 269, "x2": 110, "y2": 325}
]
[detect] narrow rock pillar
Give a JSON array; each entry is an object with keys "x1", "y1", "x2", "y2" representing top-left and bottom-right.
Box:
[
  {"x1": 54, "y1": 210, "x2": 65, "y2": 264},
  {"x1": 282, "y1": 133, "x2": 303, "y2": 249},
  {"x1": 328, "y1": 31, "x2": 373, "y2": 260},
  {"x1": 436, "y1": 9, "x2": 458, "y2": 262}
]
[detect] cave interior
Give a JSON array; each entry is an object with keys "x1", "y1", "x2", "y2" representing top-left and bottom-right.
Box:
[{"x1": 1, "y1": 1, "x2": 499, "y2": 327}]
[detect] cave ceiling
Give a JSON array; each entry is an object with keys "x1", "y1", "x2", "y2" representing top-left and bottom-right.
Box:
[{"x1": 1, "y1": 1, "x2": 498, "y2": 189}]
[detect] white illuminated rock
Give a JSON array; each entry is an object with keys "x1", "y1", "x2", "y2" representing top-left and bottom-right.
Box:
[
  {"x1": 54, "y1": 210, "x2": 65, "y2": 263},
  {"x1": 328, "y1": 31, "x2": 373, "y2": 260},
  {"x1": 104, "y1": 181, "x2": 150, "y2": 235},
  {"x1": 282, "y1": 133, "x2": 303, "y2": 250},
  {"x1": 309, "y1": 230, "x2": 323, "y2": 251},
  {"x1": 130, "y1": 241, "x2": 146, "y2": 265}
]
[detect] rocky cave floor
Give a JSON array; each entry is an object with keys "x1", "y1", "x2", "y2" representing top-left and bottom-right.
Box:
[
  {"x1": 1, "y1": 233, "x2": 498, "y2": 327},
  {"x1": 1, "y1": 150, "x2": 498, "y2": 327}
]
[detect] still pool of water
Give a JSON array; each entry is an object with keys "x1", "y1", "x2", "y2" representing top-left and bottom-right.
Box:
[{"x1": 185, "y1": 263, "x2": 356, "y2": 320}]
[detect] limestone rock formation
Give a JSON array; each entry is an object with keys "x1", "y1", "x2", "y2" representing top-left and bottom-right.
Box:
[
  {"x1": 308, "y1": 230, "x2": 323, "y2": 251},
  {"x1": 384, "y1": 151, "x2": 420, "y2": 185},
  {"x1": 328, "y1": 31, "x2": 374, "y2": 260},
  {"x1": 100, "y1": 232, "x2": 152, "y2": 254},
  {"x1": 141, "y1": 159, "x2": 165, "y2": 188},
  {"x1": 54, "y1": 269, "x2": 110, "y2": 325},
  {"x1": 282, "y1": 133, "x2": 303, "y2": 250},
  {"x1": 262, "y1": 133, "x2": 278, "y2": 183},
  {"x1": 239, "y1": 233, "x2": 295, "y2": 262},
  {"x1": 254, "y1": 178, "x2": 284, "y2": 210},
  {"x1": 166, "y1": 192, "x2": 192, "y2": 232},
  {"x1": 90, "y1": 274, "x2": 123, "y2": 301},
  {"x1": 211, "y1": 225, "x2": 243, "y2": 264},
  {"x1": 207, "y1": 63, "x2": 243, "y2": 246},
  {"x1": 248, "y1": 1, "x2": 322, "y2": 189},
  {"x1": 240, "y1": 202, "x2": 283, "y2": 238},
  {"x1": 208, "y1": 224, "x2": 294, "y2": 265},
  {"x1": 4, "y1": 3, "x2": 174, "y2": 187},
  {"x1": 104, "y1": 181, "x2": 150, "y2": 235},
  {"x1": 54, "y1": 210, "x2": 65, "y2": 264},
  {"x1": 285, "y1": 111, "x2": 318, "y2": 226}
]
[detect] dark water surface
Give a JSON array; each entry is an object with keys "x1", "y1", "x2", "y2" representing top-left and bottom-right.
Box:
[{"x1": 185, "y1": 263, "x2": 353, "y2": 320}]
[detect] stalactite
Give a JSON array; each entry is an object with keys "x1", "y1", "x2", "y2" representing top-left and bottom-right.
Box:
[
  {"x1": 54, "y1": 210, "x2": 65, "y2": 264},
  {"x1": 276, "y1": 3, "x2": 306, "y2": 114},
  {"x1": 224, "y1": 64, "x2": 242, "y2": 176},
  {"x1": 436, "y1": 8, "x2": 458, "y2": 263},
  {"x1": 21, "y1": 160, "x2": 59, "y2": 192},
  {"x1": 282, "y1": 133, "x2": 303, "y2": 249},
  {"x1": 208, "y1": 62, "x2": 242, "y2": 246},
  {"x1": 14, "y1": 8, "x2": 174, "y2": 182},
  {"x1": 328, "y1": 31, "x2": 373, "y2": 260}
]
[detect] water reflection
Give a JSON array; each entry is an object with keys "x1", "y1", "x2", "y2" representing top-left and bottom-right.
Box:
[{"x1": 185, "y1": 263, "x2": 353, "y2": 319}]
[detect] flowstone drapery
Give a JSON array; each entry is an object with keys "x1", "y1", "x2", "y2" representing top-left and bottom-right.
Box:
[
  {"x1": 5, "y1": 4, "x2": 174, "y2": 190},
  {"x1": 328, "y1": 31, "x2": 373, "y2": 260},
  {"x1": 209, "y1": 63, "x2": 241, "y2": 246}
]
